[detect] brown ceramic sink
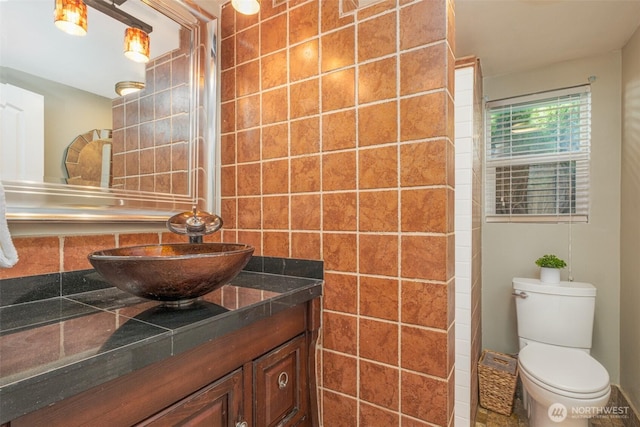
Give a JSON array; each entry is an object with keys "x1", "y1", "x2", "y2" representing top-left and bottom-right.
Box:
[{"x1": 88, "y1": 243, "x2": 254, "y2": 307}]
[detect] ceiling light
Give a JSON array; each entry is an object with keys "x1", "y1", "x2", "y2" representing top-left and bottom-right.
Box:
[
  {"x1": 54, "y1": 0, "x2": 88, "y2": 36},
  {"x1": 231, "y1": 0, "x2": 260, "y2": 15},
  {"x1": 124, "y1": 27, "x2": 150, "y2": 64},
  {"x1": 115, "y1": 81, "x2": 145, "y2": 96}
]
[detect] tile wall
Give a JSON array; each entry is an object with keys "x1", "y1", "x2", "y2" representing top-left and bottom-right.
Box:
[
  {"x1": 454, "y1": 56, "x2": 483, "y2": 426},
  {"x1": 1, "y1": 1, "x2": 456, "y2": 424},
  {"x1": 218, "y1": 0, "x2": 456, "y2": 425},
  {"x1": 111, "y1": 29, "x2": 192, "y2": 195},
  {"x1": 470, "y1": 57, "x2": 483, "y2": 426},
  {"x1": 0, "y1": 231, "x2": 219, "y2": 281}
]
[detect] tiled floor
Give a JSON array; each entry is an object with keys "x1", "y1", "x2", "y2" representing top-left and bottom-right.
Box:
[
  {"x1": 475, "y1": 393, "x2": 634, "y2": 427},
  {"x1": 475, "y1": 398, "x2": 528, "y2": 427}
]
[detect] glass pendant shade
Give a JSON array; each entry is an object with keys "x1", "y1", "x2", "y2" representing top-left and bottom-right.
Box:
[
  {"x1": 115, "y1": 81, "x2": 145, "y2": 96},
  {"x1": 124, "y1": 27, "x2": 150, "y2": 64},
  {"x1": 54, "y1": 0, "x2": 88, "y2": 36},
  {"x1": 231, "y1": 0, "x2": 260, "y2": 15}
]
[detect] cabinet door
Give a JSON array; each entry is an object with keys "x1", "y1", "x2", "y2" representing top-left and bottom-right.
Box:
[
  {"x1": 139, "y1": 369, "x2": 245, "y2": 427},
  {"x1": 254, "y1": 335, "x2": 308, "y2": 427}
]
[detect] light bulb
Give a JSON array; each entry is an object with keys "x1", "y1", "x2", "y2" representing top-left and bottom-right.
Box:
[{"x1": 231, "y1": 0, "x2": 260, "y2": 15}]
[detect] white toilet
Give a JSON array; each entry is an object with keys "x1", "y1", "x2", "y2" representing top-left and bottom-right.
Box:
[{"x1": 513, "y1": 278, "x2": 610, "y2": 427}]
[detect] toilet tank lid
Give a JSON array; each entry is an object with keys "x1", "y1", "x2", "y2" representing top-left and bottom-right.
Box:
[{"x1": 512, "y1": 277, "x2": 596, "y2": 296}]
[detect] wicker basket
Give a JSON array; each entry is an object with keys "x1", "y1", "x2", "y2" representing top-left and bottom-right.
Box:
[{"x1": 478, "y1": 350, "x2": 518, "y2": 416}]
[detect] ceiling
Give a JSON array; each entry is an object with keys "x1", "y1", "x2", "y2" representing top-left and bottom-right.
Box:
[
  {"x1": 3, "y1": 1, "x2": 639, "y2": 96},
  {"x1": 194, "y1": 0, "x2": 640, "y2": 77},
  {"x1": 195, "y1": 0, "x2": 640, "y2": 78},
  {"x1": 455, "y1": 0, "x2": 640, "y2": 78},
  {"x1": 0, "y1": 0, "x2": 180, "y2": 98}
]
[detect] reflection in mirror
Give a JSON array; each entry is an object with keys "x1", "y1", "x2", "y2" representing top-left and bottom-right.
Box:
[{"x1": 0, "y1": 0, "x2": 218, "y2": 222}]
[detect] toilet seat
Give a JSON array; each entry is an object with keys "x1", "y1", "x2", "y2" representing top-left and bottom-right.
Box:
[
  {"x1": 519, "y1": 363, "x2": 610, "y2": 401},
  {"x1": 518, "y1": 343, "x2": 610, "y2": 399}
]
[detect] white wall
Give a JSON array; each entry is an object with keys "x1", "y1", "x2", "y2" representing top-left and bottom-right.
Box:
[
  {"x1": 482, "y1": 51, "x2": 622, "y2": 382},
  {"x1": 621, "y1": 26, "x2": 640, "y2": 411},
  {"x1": 0, "y1": 67, "x2": 112, "y2": 182}
]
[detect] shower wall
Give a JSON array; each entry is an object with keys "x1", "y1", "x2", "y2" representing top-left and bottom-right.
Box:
[{"x1": 454, "y1": 56, "x2": 483, "y2": 426}]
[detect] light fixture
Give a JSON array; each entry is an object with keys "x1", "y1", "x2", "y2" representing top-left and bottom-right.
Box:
[
  {"x1": 123, "y1": 27, "x2": 150, "y2": 64},
  {"x1": 115, "y1": 81, "x2": 145, "y2": 96},
  {"x1": 54, "y1": 0, "x2": 88, "y2": 36},
  {"x1": 231, "y1": 0, "x2": 260, "y2": 15},
  {"x1": 57, "y1": 0, "x2": 154, "y2": 63}
]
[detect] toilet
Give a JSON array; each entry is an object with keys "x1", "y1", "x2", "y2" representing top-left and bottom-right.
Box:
[{"x1": 513, "y1": 278, "x2": 610, "y2": 427}]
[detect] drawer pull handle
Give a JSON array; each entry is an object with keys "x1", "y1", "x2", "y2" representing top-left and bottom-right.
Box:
[
  {"x1": 278, "y1": 372, "x2": 289, "y2": 389},
  {"x1": 236, "y1": 421, "x2": 248, "y2": 427}
]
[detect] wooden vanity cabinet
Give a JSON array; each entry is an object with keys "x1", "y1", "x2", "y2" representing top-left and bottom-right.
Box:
[
  {"x1": 139, "y1": 335, "x2": 309, "y2": 427},
  {"x1": 139, "y1": 369, "x2": 244, "y2": 426},
  {"x1": 253, "y1": 335, "x2": 308, "y2": 426},
  {"x1": 8, "y1": 299, "x2": 320, "y2": 427}
]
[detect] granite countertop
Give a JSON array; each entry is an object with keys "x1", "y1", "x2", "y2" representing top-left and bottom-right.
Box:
[{"x1": 0, "y1": 256, "x2": 323, "y2": 423}]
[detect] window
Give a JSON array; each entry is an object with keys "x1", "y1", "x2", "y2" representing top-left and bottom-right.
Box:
[{"x1": 485, "y1": 85, "x2": 591, "y2": 223}]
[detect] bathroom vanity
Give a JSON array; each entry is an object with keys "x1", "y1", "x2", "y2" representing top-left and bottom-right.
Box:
[{"x1": 0, "y1": 257, "x2": 322, "y2": 427}]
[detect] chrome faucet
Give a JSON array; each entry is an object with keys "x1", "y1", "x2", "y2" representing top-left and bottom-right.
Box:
[{"x1": 167, "y1": 207, "x2": 223, "y2": 243}]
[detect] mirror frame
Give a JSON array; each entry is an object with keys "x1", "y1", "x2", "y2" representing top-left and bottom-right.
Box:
[{"x1": 3, "y1": 0, "x2": 218, "y2": 223}]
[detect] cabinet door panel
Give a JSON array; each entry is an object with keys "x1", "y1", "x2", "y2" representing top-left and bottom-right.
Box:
[
  {"x1": 263, "y1": 352, "x2": 297, "y2": 423},
  {"x1": 139, "y1": 369, "x2": 244, "y2": 427},
  {"x1": 254, "y1": 335, "x2": 307, "y2": 427}
]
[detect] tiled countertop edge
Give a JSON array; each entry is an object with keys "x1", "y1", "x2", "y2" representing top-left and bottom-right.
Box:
[{"x1": 0, "y1": 256, "x2": 323, "y2": 423}]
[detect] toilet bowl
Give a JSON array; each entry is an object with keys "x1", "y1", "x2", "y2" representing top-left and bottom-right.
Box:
[
  {"x1": 512, "y1": 278, "x2": 611, "y2": 427},
  {"x1": 518, "y1": 342, "x2": 610, "y2": 427}
]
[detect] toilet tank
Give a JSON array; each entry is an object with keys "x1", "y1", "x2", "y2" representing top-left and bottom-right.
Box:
[{"x1": 512, "y1": 278, "x2": 596, "y2": 350}]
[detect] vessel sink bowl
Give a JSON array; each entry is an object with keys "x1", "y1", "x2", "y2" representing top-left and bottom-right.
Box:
[{"x1": 88, "y1": 243, "x2": 254, "y2": 307}]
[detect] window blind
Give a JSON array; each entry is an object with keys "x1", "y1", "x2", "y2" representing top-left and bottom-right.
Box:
[{"x1": 485, "y1": 85, "x2": 591, "y2": 223}]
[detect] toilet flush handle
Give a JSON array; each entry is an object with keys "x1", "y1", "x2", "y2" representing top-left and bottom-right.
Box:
[{"x1": 511, "y1": 291, "x2": 529, "y2": 299}]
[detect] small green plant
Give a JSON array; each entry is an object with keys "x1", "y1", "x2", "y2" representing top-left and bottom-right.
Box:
[{"x1": 535, "y1": 254, "x2": 567, "y2": 269}]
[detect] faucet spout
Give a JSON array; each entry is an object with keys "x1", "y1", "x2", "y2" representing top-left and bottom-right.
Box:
[
  {"x1": 185, "y1": 207, "x2": 206, "y2": 233},
  {"x1": 167, "y1": 207, "x2": 223, "y2": 243}
]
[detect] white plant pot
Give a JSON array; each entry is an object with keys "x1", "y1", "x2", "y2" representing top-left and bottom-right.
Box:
[{"x1": 540, "y1": 267, "x2": 561, "y2": 284}]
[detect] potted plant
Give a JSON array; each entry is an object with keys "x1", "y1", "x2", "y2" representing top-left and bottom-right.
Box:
[{"x1": 535, "y1": 254, "x2": 567, "y2": 284}]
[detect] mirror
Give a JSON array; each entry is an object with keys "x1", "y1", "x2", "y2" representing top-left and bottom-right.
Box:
[{"x1": 0, "y1": 0, "x2": 218, "y2": 222}]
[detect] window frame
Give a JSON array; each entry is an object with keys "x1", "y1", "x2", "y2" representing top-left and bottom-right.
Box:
[{"x1": 484, "y1": 85, "x2": 591, "y2": 224}]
